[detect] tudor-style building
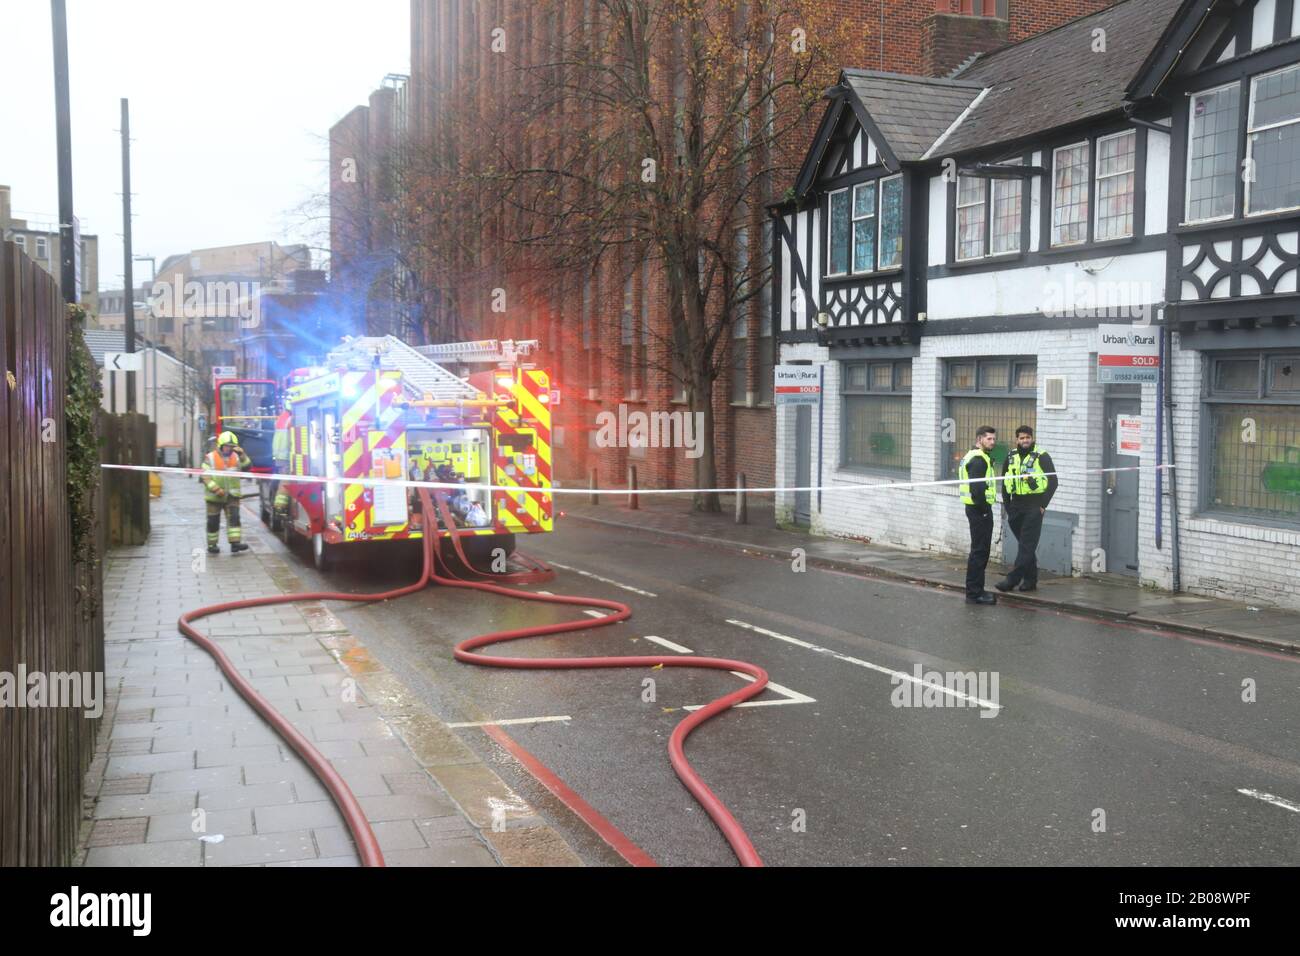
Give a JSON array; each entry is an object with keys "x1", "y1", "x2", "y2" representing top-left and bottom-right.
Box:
[{"x1": 770, "y1": 0, "x2": 1300, "y2": 610}]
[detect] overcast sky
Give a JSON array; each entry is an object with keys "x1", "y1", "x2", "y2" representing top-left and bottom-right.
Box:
[{"x1": 2, "y1": 0, "x2": 409, "y2": 293}]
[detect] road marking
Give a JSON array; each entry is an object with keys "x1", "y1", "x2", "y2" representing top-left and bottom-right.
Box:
[
  {"x1": 583, "y1": 609, "x2": 608, "y2": 619},
  {"x1": 643, "y1": 635, "x2": 694, "y2": 654},
  {"x1": 726, "y1": 618, "x2": 1000, "y2": 714},
  {"x1": 548, "y1": 561, "x2": 657, "y2": 597},
  {"x1": 683, "y1": 671, "x2": 816, "y2": 711},
  {"x1": 447, "y1": 715, "x2": 572, "y2": 728},
  {"x1": 1238, "y1": 788, "x2": 1300, "y2": 813}
]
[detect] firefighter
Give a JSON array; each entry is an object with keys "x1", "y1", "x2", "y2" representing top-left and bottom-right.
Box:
[
  {"x1": 203, "y1": 431, "x2": 252, "y2": 554},
  {"x1": 271, "y1": 396, "x2": 293, "y2": 515}
]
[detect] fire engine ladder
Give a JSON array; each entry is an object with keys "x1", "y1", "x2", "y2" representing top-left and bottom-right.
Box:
[
  {"x1": 328, "y1": 335, "x2": 482, "y2": 401},
  {"x1": 414, "y1": 339, "x2": 539, "y2": 365}
]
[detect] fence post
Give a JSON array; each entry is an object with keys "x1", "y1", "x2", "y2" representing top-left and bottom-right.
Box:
[
  {"x1": 735, "y1": 472, "x2": 748, "y2": 524},
  {"x1": 627, "y1": 464, "x2": 638, "y2": 510},
  {"x1": 588, "y1": 468, "x2": 599, "y2": 505}
]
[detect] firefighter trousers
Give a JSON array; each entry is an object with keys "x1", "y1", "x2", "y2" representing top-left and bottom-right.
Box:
[{"x1": 206, "y1": 498, "x2": 241, "y2": 547}]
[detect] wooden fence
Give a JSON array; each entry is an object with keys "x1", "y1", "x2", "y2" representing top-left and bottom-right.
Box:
[{"x1": 0, "y1": 240, "x2": 106, "y2": 866}]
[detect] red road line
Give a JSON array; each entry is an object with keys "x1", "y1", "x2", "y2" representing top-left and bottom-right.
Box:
[{"x1": 482, "y1": 724, "x2": 659, "y2": 868}]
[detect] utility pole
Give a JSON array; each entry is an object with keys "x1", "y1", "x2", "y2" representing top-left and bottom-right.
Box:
[
  {"x1": 51, "y1": 0, "x2": 76, "y2": 303},
  {"x1": 120, "y1": 97, "x2": 136, "y2": 410},
  {"x1": 136, "y1": 255, "x2": 158, "y2": 426}
]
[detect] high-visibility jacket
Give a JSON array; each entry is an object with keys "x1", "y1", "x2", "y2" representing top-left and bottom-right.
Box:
[
  {"x1": 958, "y1": 448, "x2": 997, "y2": 506},
  {"x1": 271, "y1": 411, "x2": 292, "y2": 465},
  {"x1": 1003, "y1": 444, "x2": 1050, "y2": 497},
  {"x1": 202, "y1": 448, "x2": 251, "y2": 502}
]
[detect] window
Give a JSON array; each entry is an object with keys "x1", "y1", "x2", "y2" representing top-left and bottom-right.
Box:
[
  {"x1": 843, "y1": 360, "x2": 911, "y2": 474},
  {"x1": 828, "y1": 189, "x2": 850, "y2": 275},
  {"x1": 878, "y1": 175, "x2": 904, "y2": 268},
  {"x1": 1204, "y1": 352, "x2": 1300, "y2": 521},
  {"x1": 756, "y1": 251, "x2": 774, "y2": 406},
  {"x1": 35, "y1": 236, "x2": 48, "y2": 260},
  {"x1": 1052, "y1": 142, "x2": 1090, "y2": 246},
  {"x1": 640, "y1": 258, "x2": 651, "y2": 391},
  {"x1": 852, "y1": 182, "x2": 876, "y2": 273},
  {"x1": 1095, "y1": 130, "x2": 1136, "y2": 240},
  {"x1": 828, "y1": 176, "x2": 903, "y2": 274},
  {"x1": 956, "y1": 176, "x2": 986, "y2": 261},
  {"x1": 1247, "y1": 65, "x2": 1300, "y2": 215},
  {"x1": 944, "y1": 358, "x2": 1037, "y2": 477},
  {"x1": 14, "y1": 235, "x2": 25, "y2": 252},
  {"x1": 990, "y1": 162, "x2": 1022, "y2": 255},
  {"x1": 671, "y1": 323, "x2": 688, "y2": 403},
  {"x1": 621, "y1": 274, "x2": 639, "y2": 398},
  {"x1": 937, "y1": 0, "x2": 1005, "y2": 14},
  {"x1": 582, "y1": 276, "x2": 593, "y2": 349},
  {"x1": 1187, "y1": 83, "x2": 1241, "y2": 223},
  {"x1": 731, "y1": 314, "x2": 749, "y2": 404}
]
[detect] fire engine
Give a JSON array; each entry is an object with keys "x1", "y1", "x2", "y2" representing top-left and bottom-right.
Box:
[
  {"x1": 270, "y1": 335, "x2": 554, "y2": 571},
  {"x1": 213, "y1": 377, "x2": 279, "y2": 471}
]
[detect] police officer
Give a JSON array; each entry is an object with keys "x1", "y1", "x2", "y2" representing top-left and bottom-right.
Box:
[
  {"x1": 996, "y1": 425, "x2": 1058, "y2": 593},
  {"x1": 958, "y1": 425, "x2": 999, "y2": 605}
]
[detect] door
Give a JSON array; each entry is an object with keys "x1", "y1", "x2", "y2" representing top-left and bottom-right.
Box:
[
  {"x1": 794, "y1": 404, "x2": 812, "y2": 526},
  {"x1": 1103, "y1": 397, "x2": 1141, "y2": 576}
]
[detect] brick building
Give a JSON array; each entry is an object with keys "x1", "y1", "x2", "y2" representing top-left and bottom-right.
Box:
[{"x1": 397, "y1": 0, "x2": 1119, "y2": 494}]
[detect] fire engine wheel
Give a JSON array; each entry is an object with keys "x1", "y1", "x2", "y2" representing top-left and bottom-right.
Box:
[{"x1": 312, "y1": 532, "x2": 334, "y2": 572}]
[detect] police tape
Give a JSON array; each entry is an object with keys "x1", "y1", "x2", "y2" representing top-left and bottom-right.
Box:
[{"x1": 100, "y1": 462, "x2": 1174, "y2": 496}]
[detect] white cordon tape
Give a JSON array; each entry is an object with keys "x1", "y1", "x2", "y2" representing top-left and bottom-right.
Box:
[{"x1": 100, "y1": 462, "x2": 1175, "y2": 496}]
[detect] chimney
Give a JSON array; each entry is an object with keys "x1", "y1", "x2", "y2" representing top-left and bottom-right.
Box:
[
  {"x1": 0, "y1": 185, "x2": 11, "y2": 227},
  {"x1": 922, "y1": 1, "x2": 1010, "y2": 78}
]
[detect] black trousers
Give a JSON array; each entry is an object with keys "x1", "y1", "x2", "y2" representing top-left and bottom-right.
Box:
[
  {"x1": 965, "y1": 504, "x2": 994, "y2": 597},
  {"x1": 1005, "y1": 504, "x2": 1044, "y2": 587}
]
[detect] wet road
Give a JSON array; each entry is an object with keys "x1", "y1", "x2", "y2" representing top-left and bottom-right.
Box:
[{"x1": 276, "y1": 514, "x2": 1300, "y2": 867}]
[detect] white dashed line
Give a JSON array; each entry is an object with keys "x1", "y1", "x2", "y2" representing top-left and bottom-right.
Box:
[
  {"x1": 447, "y1": 716, "x2": 572, "y2": 728},
  {"x1": 548, "y1": 561, "x2": 658, "y2": 597},
  {"x1": 643, "y1": 635, "x2": 694, "y2": 654},
  {"x1": 1238, "y1": 788, "x2": 1300, "y2": 813},
  {"x1": 725, "y1": 618, "x2": 1000, "y2": 713}
]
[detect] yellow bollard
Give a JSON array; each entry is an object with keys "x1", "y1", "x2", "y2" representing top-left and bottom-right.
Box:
[{"x1": 149, "y1": 471, "x2": 162, "y2": 498}]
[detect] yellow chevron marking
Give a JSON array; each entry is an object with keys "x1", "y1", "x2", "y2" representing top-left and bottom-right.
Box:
[{"x1": 343, "y1": 438, "x2": 364, "y2": 474}]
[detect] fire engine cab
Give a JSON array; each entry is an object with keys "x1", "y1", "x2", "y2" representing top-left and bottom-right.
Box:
[{"x1": 270, "y1": 335, "x2": 553, "y2": 571}]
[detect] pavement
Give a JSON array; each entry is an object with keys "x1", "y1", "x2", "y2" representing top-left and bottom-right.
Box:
[
  {"x1": 559, "y1": 493, "x2": 1299, "y2": 655},
  {"x1": 76, "y1": 477, "x2": 583, "y2": 867}
]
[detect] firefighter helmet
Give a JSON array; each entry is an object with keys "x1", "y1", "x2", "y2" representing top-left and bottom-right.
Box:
[{"x1": 218, "y1": 431, "x2": 239, "y2": 447}]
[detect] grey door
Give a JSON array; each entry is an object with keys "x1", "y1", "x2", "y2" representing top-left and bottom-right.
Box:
[
  {"x1": 794, "y1": 404, "x2": 811, "y2": 526},
  {"x1": 1103, "y1": 397, "x2": 1141, "y2": 576}
]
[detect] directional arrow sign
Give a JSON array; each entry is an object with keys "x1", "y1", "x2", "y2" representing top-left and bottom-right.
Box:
[{"x1": 104, "y1": 351, "x2": 142, "y2": 372}]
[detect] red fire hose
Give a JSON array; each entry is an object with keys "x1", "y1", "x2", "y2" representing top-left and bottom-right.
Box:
[
  {"x1": 177, "y1": 490, "x2": 770, "y2": 868},
  {"x1": 421, "y1": 490, "x2": 770, "y2": 867}
]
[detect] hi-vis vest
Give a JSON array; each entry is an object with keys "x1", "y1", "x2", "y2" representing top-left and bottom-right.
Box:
[
  {"x1": 1004, "y1": 444, "x2": 1049, "y2": 497},
  {"x1": 958, "y1": 448, "x2": 997, "y2": 506},
  {"x1": 202, "y1": 449, "x2": 247, "y2": 502}
]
